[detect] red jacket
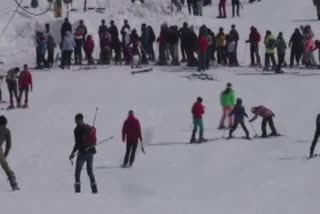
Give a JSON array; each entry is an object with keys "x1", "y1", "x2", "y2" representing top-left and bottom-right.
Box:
[
  {"x1": 192, "y1": 102, "x2": 205, "y2": 119},
  {"x1": 122, "y1": 115, "x2": 142, "y2": 142},
  {"x1": 85, "y1": 39, "x2": 95, "y2": 54},
  {"x1": 18, "y1": 70, "x2": 32, "y2": 89},
  {"x1": 199, "y1": 37, "x2": 209, "y2": 53}
]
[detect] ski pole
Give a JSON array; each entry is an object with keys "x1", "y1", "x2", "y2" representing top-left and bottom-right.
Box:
[
  {"x1": 249, "y1": 120, "x2": 258, "y2": 137},
  {"x1": 140, "y1": 140, "x2": 146, "y2": 154},
  {"x1": 84, "y1": 136, "x2": 114, "y2": 151},
  {"x1": 93, "y1": 107, "x2": 99, "y2": 126}
]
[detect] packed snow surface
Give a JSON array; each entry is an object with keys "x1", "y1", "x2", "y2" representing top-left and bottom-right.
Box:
[{"x1": 0, "y1": 0, "x2": 320, "y2": 214}]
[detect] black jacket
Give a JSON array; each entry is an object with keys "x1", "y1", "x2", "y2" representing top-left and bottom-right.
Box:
[
  {"x1": 61, "y1": 22, "x2": 72, "y2": 38},
  {"x1": 289, "y1": 32, "x2": 303, "y2": 49},
  {"x1": 72, "y1": 124, "x2": 96, "y2": 154}
]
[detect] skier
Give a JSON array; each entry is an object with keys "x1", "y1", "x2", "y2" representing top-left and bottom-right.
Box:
[
  {"x1": 263, "y1": 30, "x2": 277, "y2": 71},
  {"x1": 69, "y1": 113, "x2": 98, "y2": 193},
  {"x1": 190, "y1": 97, "x2": 206, "y2": 143},
  {"x1": 313, "y1": 0, "x2": 320, "y2": 20},
  {"x1": 84, "y1": 35, "x2": 95, "y2": 65},
  {"x1": 246, "y1": 26, "x2": 261, "y2": 66},
  {"x1": 219, "y1": 82, "x2": 235, "y2": 129},
  {"x1": 249, "y1": 105, "x2": 278, "y2": 137},
  {"x1": 18, "y1": 64, "x2": 32, "y2": 108},
  {"x1": 60, "y1": 18, "x2": 72, "y2": 42},
  {"x1": 6, "y1": 67, "x2": 20, "y2": 109},
  {"x1": 218, "y1": 0, "x2": 227, "y2": 18},
  {"x1": 0, "y1": 116, "x2": 19, "y2": 190},
  {"x1": 275, "y1": 32, "x2": 287, "y2": 73},
  {"x1": 121, "y1": 110, "x2": 142, "y2": 168},
  {"x1": 289, "y1": 28, "x2": 303, "y2": 67},
  {"x1": 228, "y1": 98, "x2": 250, "y2": 139},
  {"x1": 309, "y1": 114, "x2": 320, "y2": 158},
  {"x1": 232, "y1": 0, "x2": 240, "y2": 17},
  {"x1": 60, "y1": 31, "x2": 75, "y2": 69}
]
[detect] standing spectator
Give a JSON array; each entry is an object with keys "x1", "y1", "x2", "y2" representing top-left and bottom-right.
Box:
[
  {"x1": 6, "y1": 68, "x2": 20, "y2": 109},
  {"x1": 60, "y1": 18, "x2": 72, "y2": 42},
  {"x1": 263, "y1": 30, "x2": 277, "y2": 71},
  {"x1": 219, "y1": 83, "x2": 235, "y2": 129},
  {"x1": 108, "y1": 20, "x2": 119, "y2": 60},
  {"x1": 121, "y1": 110, "x2": 142, "y2": 168},
  {"x1": 75, "y1": 20, "x2": 87, "y2": 45},
  {"x1": 84, "y1": 35, "x2": 95, "y2": 65},
  {"x1": 190, "y1": 97, "x2": 206, "y2": 143},
  {"x1": 98, "y1": 19, "x2": 108, "y2": 40},
  {"x1": 121, "y1": 20, "x2": 131, "y2": 40},
  {"x1": 246, "y1": 26, "x2": 261, "y2": 66},
  {"x1": 179, "y1": 22, "x2": 189, "y2": 62},
  {"x1": 275, "y1": 32, "x2": 287, "y2": 73},
  {"x1": 187, "y1": 0, "x2": 194, "y2": 15},
  {"x1": 232, "y1": 0, "x2": 240, "y2": 17},
  {"x1": 157, "y1": 24, "x2": 168, "y2": 65},
  {"x1": 216, "y1": 27, "x2": 227, "y2": 65},
  {"x1": 18, "y1": 64, "x2": 32, "y2": 108},
  {"x1": 289, "y1": 28, "x2": 304, "y2": 67},
  {"x1": 69, "y1": 113, "x2": 98, "y2": 194},
  {"x1": 197, "y1": 0, "x2": 204, "y2": 16},
  {"x1": 0, "y1": 116, "x2": 19, "y2": 191},
  {"x1": 46, "y1": 35, "x2": 56, "y2": 67},
  {"x1": 198, "y1": 27, "x2": 208, "y2": 71},
  {"x1": 226, "y1": 35, "x2": 236, "y2": 66},
  {"x1": 123, "y1": 28, "x2": 133, "y2": 65},
  {"x1": 35, "y1": 31, "x2": 47, "y2": 69},
  {"x1": 131, "y1": 29, "x2": 141, "y2": 61},
  {"x1": 74, "y1": 29, "x2": 84, "y2": 65},
  {"x1": 229, "y1": 24, "x2": 239, "y2": 65},
  {"x1": 60, "y1": 31, "x2": 75, "y2": 69},
  {"x1": 140, "y1": 24, "x2": 149, "y2": 64},
  {"x1": 167, "y1": 26, "x2": 180, "y2": 65},
  {"x1": 99, "y1": 32, "x2": 112, "y2": 64},
  {"x1": 147, "y1": 26, "x2": 156, "y2": 61},
  {"x1": 218, "y1": 0, "x2": 227, "y2": 18},
  {"x1": 185, "y1": 25, "x2": 198, "y2": 67},
  {"x1": 44, "y1": 23, "x2": 52, "y2": 41}
]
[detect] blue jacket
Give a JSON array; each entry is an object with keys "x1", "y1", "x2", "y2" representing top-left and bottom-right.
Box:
[{"x1": 229, "y1": 104, "x2": 248, "y2": 122}]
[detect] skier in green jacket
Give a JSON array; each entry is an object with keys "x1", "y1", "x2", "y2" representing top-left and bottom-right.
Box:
[{"x1": 219, "y1": 82, "x2": 235, "y2": 129}]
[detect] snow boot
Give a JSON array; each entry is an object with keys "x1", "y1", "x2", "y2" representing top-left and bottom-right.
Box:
[
  {"x1": 190, "y1": 130, "x2": 197, "y2": 143},
  {"x1": 198, "y1": 131, "x2": 207, "y2": 143},
  {"x1": 218, "y1": 124, "x2": 225, "y2": 130},
  {"x1": 74, "y1": 182, "x2": 81, "y2": 193},
  {"x1": 8, "y1": 175, "x2": 19, "y2": 191},
  {"x1": 91, "y1": 183, "x2": 98, "y2": 194}
]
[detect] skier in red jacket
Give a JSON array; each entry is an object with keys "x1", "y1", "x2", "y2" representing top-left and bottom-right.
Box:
[
  {"x1": 18, "y1": 64, "x2": 32, "y2": 108},
  {"x1": 121, "y1": 110, "x2": 142, "y2": 168},
  {"x1": 190, "y1": 97, "x2": 206, "y2": 143}
]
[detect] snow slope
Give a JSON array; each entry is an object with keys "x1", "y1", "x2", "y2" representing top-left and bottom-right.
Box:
[{"x1": 0, "y1": 0, "x2": 320, "y2": 214}]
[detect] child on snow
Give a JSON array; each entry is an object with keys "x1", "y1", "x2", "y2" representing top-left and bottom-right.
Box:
[
  {"x1": 18, "y1": 64, "x2": 33, "y2": 108},
  {"x1": 249, "y1": 105, "x2": 278, "y2": 137},
  {"x1": 190, "y1": 97, "x2": 206, "y2": 143},
  {"x1": 84, "y1": 35, "x2": 95, "y2": 65},
  {"x1": 228, "y1": 98, "x2": 250, "y2": 139}
]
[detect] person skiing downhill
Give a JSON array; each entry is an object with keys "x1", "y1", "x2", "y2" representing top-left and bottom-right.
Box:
[
  {"x1": 249, "y1": 105, "x2": 278, "y2": 137},
  {"x1": 18, "y1": 64, "x2": 33, "y2": 108},
  {"x1": 69, "y1": 113, "x2": 98, "y2": 194},
  {"x1": 228, "y1": 98, "x2": 250, "y2": 139},
  {"x1": 219, "y1": 83, "x2": 235, "y2": 129},
  {"x1": 0, "y1": 115, "x2": 19, "y2": 191},
  {"x1": 309, "y1": 114, "x2": 320, "y2": 158},
  {"x1": 190, "y1": 97, "x2": 206, "y2": 143},
  {"x1": 121, "y1": 110, "x2": 142, "y2": 168}
]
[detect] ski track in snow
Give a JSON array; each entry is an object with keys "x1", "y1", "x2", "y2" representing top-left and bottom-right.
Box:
[{"x1": 0, "y1": 0, "x2": 320, "y2": 214}]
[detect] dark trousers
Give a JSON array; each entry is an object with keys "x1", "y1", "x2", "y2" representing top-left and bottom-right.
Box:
[
  {"x1": 264, "y1": 53, "x2": 276, "y2": 69},
  {"x1": 193, "y1": 1, "x2": 198, "y2": 15},
  {"x1": 75, "y1": 153, "x2": 96, "y2": 185},
  {"x1": 198, "y1": 52, "x2": 207, "y2": 71},
  {"x1": 61, "y1": 50, "x2": 72, "y2": 68},
  {"x1": 229, "y1": 120, "x2": 249, "y2": 138},
  {"x1": 250, "y1": 44, "x2": 261, "y2": 65},
  {"x1": 217, "y1": 46, "x2": 226, "y2": 64},
  {"x1": 261, "y1": 117, "x2": 277, "y2": 136},
  {"x1": 186, "y1": 47, "x2": 196, "y2": 66},
  {"x1": 74, "y1": 47, "x2": 82, "y2": 65},
  {"x1": 181, "y1": 43, "x2": 187, "y2": 61},
  {"x1": 100, "y1": 49, "x2": 110, "y2": 64},
  {"x1": 232, "y1": 1, "x2": 240, "y2": 16},
  {"x1": 290, "y1": 47, "x2": 302, "y2": 66},
  {"x1": 18, "y1": 87, "x2": 29, "y2": 106},
  {"x1": 158, "y1": 45, "x2": 166, "y2": 64},
  {"x1": 7, "y1": 82, "x2": 19, "y2": 107},
  {"x1": 47, "y1": 50, "x2": 54, "y2": 67},
  {"x1": 310, "y1": 127, "x2": 320, "y2": 156},
  {"x1": 86, "y1": 52, "x2": 94, "y2": 65},
  {"x1": 218, "y1": 0, "x2": 226, "y2": 17},
  {"x1": 123, "y1": 141, "x2": 138, "y2": 166},
  {"x1": 147, "y1": 43, "x2": 155, "y2": 61},
  {"x1": 187, "y1": 2, "x2": 193, "y2": 14},
  {"x1": 276, "y1": 52, "x2": 285, "y2": 72}
]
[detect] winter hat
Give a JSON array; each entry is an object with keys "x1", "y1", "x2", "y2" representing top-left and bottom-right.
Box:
[
  {"x1": 0, "y1": 116, "x2": 7, "y2": 126},
  {"x1": 197, "y1": 97, "x2": 203, "y2": 103},
  {"x1": 128, "y1": 110, "x2": 134, "y2": 115},
  {"x1": 226, "y1": 82, "x2": 232, "y2": 88},
  {"x1": 236, "y1": 98, "x2": 242, "y2": 105},
  {"x1": 75, "y1": 113, "x2": 83, "y2": 122}
]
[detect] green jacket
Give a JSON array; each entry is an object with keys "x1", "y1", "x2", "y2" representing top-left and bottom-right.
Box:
[
  {"x1": 264, "y1": 34, "x2": 276, "y2": 54},
  {"x1": 220, "y1": 89, "x2": 235, "y2": 107}
]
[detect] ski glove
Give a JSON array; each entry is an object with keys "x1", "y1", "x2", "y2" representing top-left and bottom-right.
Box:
[{"x1": 69, "y1": 153, "x2": 75, "y2": 160}]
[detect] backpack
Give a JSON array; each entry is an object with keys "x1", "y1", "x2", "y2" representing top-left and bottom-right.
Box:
[
  {"x1": 266, "y1": 38, "x2": 276, "y2": 49},
  {"x1": 83, "y1": 124, "x2": 97, "y2": 150}
]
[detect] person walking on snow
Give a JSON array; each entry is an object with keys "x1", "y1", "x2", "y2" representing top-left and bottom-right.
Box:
[
  {"x1": 0, "y1": 116, "x2": 19, "y2": 191},
  {"x1": 121, "y1": 110, "x2": 142, "y2": 168},
  {"x1": 6, "y1": 67, "x2": 20, "y2": 109},
  {"x1": 190, "y1": 97, "x2": 206, "y2": 143},
  {"x1": 309, "y1": 114, "x2": 320, "y2": 158},
  {"x1": 18, "y1": 64, "x2": 32, "y2": 108},
  {"x1": 69, "y1": 113, "x2": 98, "y2": 194},
  {"x1": 228, "y1": 98, "x2": 250, "y2": 139},
  {"x1": 249, "y1": 105, "x2": 278, "y2": 138},
  {"x1": 219, "y1": 83, "x2": 235, "y2": 129}
]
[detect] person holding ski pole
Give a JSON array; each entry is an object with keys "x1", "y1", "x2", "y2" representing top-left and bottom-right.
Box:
[
  {"x1": 190, "y1": 97, "x2": 207, "y2": 143},
  {"x1": 228, "y1": 98, "x2": 250, "y2": 140},
  {"x1": 0, "y1": 116, "x2": 19, "y2": 191},
  {"x1": 249, "y1": 105, "x2": 278, "y2": 138},
  {"x1": 309, "y1": 114, "x2": 320, "y2": 158},
  {"x1": 219, "y1": 82, "x2": 235, "y2": 129},
  {"x1": 69, "y1": 113, "x2": 98, "y2": 193},
  {"x1": 121, "y1": 110, "x2": 142, "y2": 168}
]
